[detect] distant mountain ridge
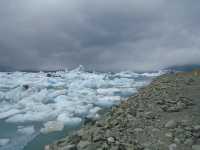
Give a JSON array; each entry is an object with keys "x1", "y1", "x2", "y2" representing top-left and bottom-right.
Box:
[{"x1": 167, "y1": 64, "x2": 200, "y2": 72}]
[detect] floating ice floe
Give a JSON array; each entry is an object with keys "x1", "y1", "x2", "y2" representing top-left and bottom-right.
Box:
[
  {"x1": 40, "y1": 121, "x2": 64, "y2": 134},
  {"x1": 57, "y1": 114, "x2": 82, "y2": 125},
  {"x1": 0, "y1": 109, "x2": 22, "y2": 120},
  {"x1": 0, "y1": 67, "x2": 163, "y2": 138},
  {"x1": 95, "y1": 96, "x2": 121, "y2": 108},
  {"x1": 17, "y1": 126, "x2": 35, "y2": 135},
  {"x1": 0, "y1": 138, "x2": 10, "y2": 146}
]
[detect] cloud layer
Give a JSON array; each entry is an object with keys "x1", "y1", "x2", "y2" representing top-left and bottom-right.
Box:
[{"x1": 0, "y1": 0, "x2": 200, "y2": 71}]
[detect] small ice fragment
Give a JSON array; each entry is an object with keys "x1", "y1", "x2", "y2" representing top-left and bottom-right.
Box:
[
  {"x1": 40, "y1": 121, "x2": 64, "y2": 134},
  {"x1": 95, "y1": 96, "x2": 121, "y2": 108},
  {"x1": 18, "y1": 126, "x2": 35, "y2": 135},
  {"x1": 54, "y1": 95, "x2": 68, "y2": 102},
  {"x1": 0, "y1": 109, "x2": 21, "y2": 119},
  {"x1": 57, "y1": 114, "x2": 82, "y2": 126},
  {"x1": 87, "y1": 107, "x2": 101, "y2": 119},
  {"x1": 97, "y1": 88, "x2": 120, "y2": 96},
  {"x1": 141, "y1": 70, "x2": 164, "y2": 77},
  {"x1": 0, "y1": 138, "x2": 10, "y2": 146}
]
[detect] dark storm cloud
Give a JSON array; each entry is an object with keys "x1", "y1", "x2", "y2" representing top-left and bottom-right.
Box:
[{"x1": 0, "y1": 0, "x2": 200, "y2": 71}]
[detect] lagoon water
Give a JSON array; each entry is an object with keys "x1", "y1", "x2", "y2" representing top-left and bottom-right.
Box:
[{"x1": 0, "y1": 66, "x2": 163, "y2": 150}]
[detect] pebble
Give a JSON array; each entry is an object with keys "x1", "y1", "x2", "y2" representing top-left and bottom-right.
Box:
[
  {"x1": 107, "y1": 137, "x2": 115, "y2": 143},
  {"x1": 134, "y1": 128, "x2": 143, "y2": 132},
  {"x1": 168, "y1": 143, "x2": 177, "y2": 150},
  {"x1": 176, "y1": 101, "x2": 185, "y2": 110},
  {"x1": 174, "y1": 138, "x2": 180, "y2": 144},
  {"x1": 165, "y1": 120, "x2": 177, "y2": 129},
  {"x1": 193, "y1": 125, "x2": 200, "y2": 131},
  {"x1": 165, "y1": 132, "x2": 173, "y2": 138},
  {"x1": 152, "y1": 128, "x2": 160, "y2": 132},
  {"x1": 192, "y1": 145, "x2": 200, "y2": 150},
  {"x1": 44, "y1": 145, "x2": 50, "y2": 150},
  {"x1": 77, "y1": 141, "x2": 90, "y2": 149},
  {"x1": 184, "y1": 138, "x2": 193, "y2": 145},
  {"x1": 62, "y1": 144, "x2": 77, "y2": 150},
  {"x1": 145, "y1": 111, "x2": 155, "y2": 119}
]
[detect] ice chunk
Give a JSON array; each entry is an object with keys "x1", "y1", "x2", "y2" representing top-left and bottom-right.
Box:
[
  {"x1": 6, "y1": 108, "x2": 56, "y2": 123},
  {"x1": 0, "y1": 132, "x2": 38, "y2": 150},
  {"x1": 95, "y1": 96, "x2": 121, "y2": 108},
  {"x1": 74, "y1": 104, "x2": 93, "y2": 117},
  {"x1": 17, "y1": 126, "x2": 35, "y2": 135},
  {"x1": 119, "y1": 88, "x2": 137, "y2": 97},
  {"x1": 40, "y1": 121, "x2": 64, "y2": 134},
  {"x1": 48, "y1": 90, "x2": 68, "y2": 99},
  {"x1": 97, "y1": 88, "x2": 121, "y2": 96},
  {"x1": 0, "y1": 66, "x2": 158, "y2": 149},
  {"x1": 54, "y1": 95, "x2": 68, "y2": 102},
  {"x1": 0, "y1": 91, "x2": 4, "y2": 100},
  {"x1": 97, "y1": 87, "x2": 136, "y2": 97},
  {"x1": 0, "y1": 138, "x2": 10, "y2": 146},
  {"x1": 0, "y1": 109, "x2": 21, "y2": 119},
  {"x1": 114, "y1": 71, "x2": 139, "y2": 78},
  {"x1": 57, "y1": 114, "x2": 82, "y2": 126},
  {"x1": 141, "y1": 70, "x2": 164, "y2": 77},
  {"x1": 87, "y1": 107, "x2": 101, "y2": 119}
]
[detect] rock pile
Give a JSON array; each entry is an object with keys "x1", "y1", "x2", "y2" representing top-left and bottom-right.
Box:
[{"x1": 47, "y1": 71, "x2": 200, "y2": 150}]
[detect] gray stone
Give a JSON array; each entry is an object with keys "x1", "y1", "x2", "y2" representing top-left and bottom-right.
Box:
[
  {"x1": 165, "y1": 132, "x2": 173, "y2": 138},
  {"x1": 77, "y1": 141, "x2": 90, "y2": 149},
  {"x1": 145, "y1": 111, "x2": 156, "y2": 119},
  {"x1": 168, "y1": 143, "x2": 177, "y2": 150},
  {"x1": 168, "y1": 107, "x2": 180, "y2": 112},
  {"x1": 184, "y1": 138, "x2": 193, "y2": 145},
  {"x1": 193, "y1": 125, "x2": 200, "y2": 131},
  {"x1": 107, "y1": 137, "x2": 115, "y2": 143},
  {"x1": 174, "y1": 138, "x2": 180, "y2": 144},
  {"x1": 176, "y1": 101, "x2": 185, "y2": 110},
  {"x1": 142, "y1": 142, "x2": 151, "y2": 147},
  {"x1": 44, "y1": 145, "x2": 50, "y2": 150},
  {"x1": 192, "y1": 145, "x2": 200, "y2": 150},
  {"x1": 165, "y1": 120, "x2": 177, "y2": 129},
  {"x1": 62, "y1": 144, "x2": 77, "y2": 150},
  {"x1": 134, "y1": 128, "x2": 143, "y2": 132},
  {"x1": 181, "y1": 119, "x2": 190, "y2": 126},
  {"x1": 152, "y1": 128, "x2": 160, "y2": 132}
]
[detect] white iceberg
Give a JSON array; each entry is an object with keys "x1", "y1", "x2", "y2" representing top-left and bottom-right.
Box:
[
  {"x1": 17, "y1": 126, "x2": 35, "y2": 135},
  {"x1": 0, "y1": 138, "x2": 10, "y2": 146},
  {"x1": 0, "y1": 66, "x2": 162, "y2": 149},
  {"x1": 0, "y1": 109, "x2": 21, "y2": 119},
  {"x1": 57, "y1": 114, "x2": 82, "y2": 126},
  {"x1": 40, "y1": 121, "x2": 64, "y2": 134}
]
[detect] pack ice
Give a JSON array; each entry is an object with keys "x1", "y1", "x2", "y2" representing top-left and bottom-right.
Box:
[{"x1": 0, "y1": 66, "x2": 163, "y2": 142}]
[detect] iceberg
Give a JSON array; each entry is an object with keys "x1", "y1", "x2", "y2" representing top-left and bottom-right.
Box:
[
  {"x1": 0, "y1": 109, "x2": 21, "y2": 119},
  {"x1": 17, "y1": 126, "x2": 35, "y2": 135},
  {"x1": 0, "y1": 66, "x2": 163, "y2": 150},
  {"x1": 57, "y1": 114, "x2": 82, "y2": 126},
  {"x1": 40, "y1": 121, "x2": 64, "y2": 134},
  {"x1": 0, "y1": 138, "x2": 10, "y2": 146}
]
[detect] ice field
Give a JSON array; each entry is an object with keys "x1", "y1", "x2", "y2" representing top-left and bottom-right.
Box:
[{"x1": 0, "y1": 66, "x2": 164, "y2": 150}]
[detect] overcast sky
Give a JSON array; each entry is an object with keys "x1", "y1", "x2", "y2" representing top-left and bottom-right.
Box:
[{"x1": 0, "y1": 0, "x2": 200, "y2": 71}]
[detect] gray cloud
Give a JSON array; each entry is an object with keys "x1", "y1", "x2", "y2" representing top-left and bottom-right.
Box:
[{"x1": 0, "y1": 0, "x2": 200, "y2": 71}]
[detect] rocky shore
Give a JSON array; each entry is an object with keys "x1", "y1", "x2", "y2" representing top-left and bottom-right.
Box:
[{"x1": 47, "y1": 70, "x2": 200, "y2": 150}]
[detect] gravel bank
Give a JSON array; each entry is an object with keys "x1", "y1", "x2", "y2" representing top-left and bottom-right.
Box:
[{"x1": 47, "y1": 70, "x2": 200, "y2": 150}]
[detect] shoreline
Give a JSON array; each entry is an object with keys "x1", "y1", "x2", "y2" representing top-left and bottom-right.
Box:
[{"x1": 47, "y1": 70, "x2": 200, "y2": 150}]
